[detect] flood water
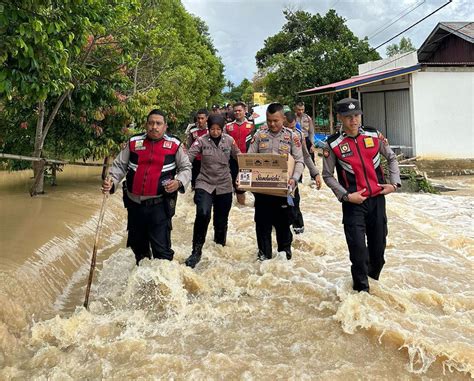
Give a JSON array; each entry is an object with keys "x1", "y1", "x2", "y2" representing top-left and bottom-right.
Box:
[{"x1": 0, "y1": 165, "x2": 472, "y2": 380}]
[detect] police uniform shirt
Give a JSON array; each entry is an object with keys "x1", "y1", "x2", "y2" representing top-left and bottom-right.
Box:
[
  {"x1": 296, "y1": 113, "x2": 315, "y2": 141},
  {"x1": 294, "y1": 128, "x2": 320, "y2": 178},
  {"x1": 322, "y1": 127, "x2": 401, "y2": 200},
  {"x1": 248, "y1": 126, "x2": 305, "y2": 181},
  {"x1": 108, "y1": 134, "x2": 192, "y2": 204},
  {"x1": 188, "y1": 133, "x2": 241, "y2": 195}
]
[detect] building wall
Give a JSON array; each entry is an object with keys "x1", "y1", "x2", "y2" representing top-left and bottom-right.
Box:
[{"x1": 412, "y1": 70, "x2": 473, "y2": 158}]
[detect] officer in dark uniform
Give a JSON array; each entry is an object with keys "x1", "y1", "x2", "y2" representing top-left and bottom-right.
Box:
[
  {"x1": 322, "y1": 98, "x2": 401, "y2": 292},
  {"x1": 102, "y1": 109, "x2": 191, "y2": 265},
  {"x1": 247, "y1": 103, "x2": 304, "y2": 261},
  {"x1": 185, "y1": 114, "x2": 241, "y2": 268}
]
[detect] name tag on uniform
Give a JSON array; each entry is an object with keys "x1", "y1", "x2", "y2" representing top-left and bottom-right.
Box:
[
  {"x1": 245, "y1": 123, "x2": 252, "y2": 129},
  {"x1": 163, "y1": 141, "x2": 173, "y2": 149},
  {"x1": 364, "y1": 137, "x2": 374, "y2": 148},
  {"x1": 279, "y1": 144, "x2": 289, "y2": 151}
]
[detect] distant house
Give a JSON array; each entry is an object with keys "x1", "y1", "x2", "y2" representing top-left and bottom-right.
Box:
[{"x1": 298, "y1": 22, "x2": 473, "y2": 159}]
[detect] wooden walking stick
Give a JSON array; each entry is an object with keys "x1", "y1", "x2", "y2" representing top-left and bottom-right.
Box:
[{"x1": 83, "y1": 177, "x2": 110, "y2": 309}]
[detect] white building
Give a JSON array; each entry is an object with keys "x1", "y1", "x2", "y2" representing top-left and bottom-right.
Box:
[{"x1": 299, "y1": 22, "x2": 474, "y2": 159}]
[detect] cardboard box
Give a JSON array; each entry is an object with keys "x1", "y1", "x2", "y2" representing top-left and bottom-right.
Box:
[{"x1": 237, "y1": 153, "x2": 295, "y2": 197}]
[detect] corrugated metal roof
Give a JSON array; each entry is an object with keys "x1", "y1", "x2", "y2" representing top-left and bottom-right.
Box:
[{"x1": 297, "y1": 64, "x2": 421, "y2": 96}]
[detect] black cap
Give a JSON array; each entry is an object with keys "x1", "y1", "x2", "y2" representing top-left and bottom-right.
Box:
[{"x1": 336, "y1": 98, "x2": 363, "y2": 116}]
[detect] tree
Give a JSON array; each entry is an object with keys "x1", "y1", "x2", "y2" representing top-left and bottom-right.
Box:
[
  {"x1": 255, "y1": 9, "x2": 380, "y2": 112},
  {"x1": 0, "y1": 0, "x2": 224, "y2": 194},
  {"x1": 386, "y1": 37, "x2": 416, "y2": 57},
  {"x1": 0, "y1": 0, "x2": 138, "y2": 194},
  {"x1": 223, "y1": 78, "x2": 254, "y2": 104}
]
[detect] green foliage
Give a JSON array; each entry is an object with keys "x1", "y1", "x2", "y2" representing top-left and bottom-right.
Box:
[
  {"x1": 255, "y1": 9, "x2": 380, "y2": 112},
  {"x1": 223, "y1": 78, "x2": 254, "y2": 104},
  {"x1": 401, "y1": 168, "x2": 438, "y2": 194},
  {"x1": 0, "y1": 0, "x2": 224, "y2": 170},
  {"x1": 386, "y1": 37, "x2": 416, "y2": 57}
]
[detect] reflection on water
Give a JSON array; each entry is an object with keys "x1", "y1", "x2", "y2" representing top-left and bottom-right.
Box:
[{"x1": 0, "y1": 167, "x2": 472, "y2": 379}]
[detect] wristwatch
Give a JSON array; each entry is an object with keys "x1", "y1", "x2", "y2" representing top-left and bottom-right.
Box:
[{"x1": 341, "y1": 192, "x2": 350, "y2": 202}]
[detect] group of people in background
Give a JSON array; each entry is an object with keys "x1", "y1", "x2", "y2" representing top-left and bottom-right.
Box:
[{"x1": 102, "y1": 98, "x2": 400, "y2": 293}]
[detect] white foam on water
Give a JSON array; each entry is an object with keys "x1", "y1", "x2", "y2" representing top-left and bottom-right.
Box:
[{"x1": 0, "y1": 176, "x2": 472, "y2": 379}]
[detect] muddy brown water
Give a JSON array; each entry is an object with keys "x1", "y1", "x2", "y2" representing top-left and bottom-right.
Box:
[{"x1": 0, "y1": 166, "x2": 472, "y2": 380}]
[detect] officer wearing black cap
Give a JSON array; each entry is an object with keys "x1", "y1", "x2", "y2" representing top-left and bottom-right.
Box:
[{"x1": 322, "y1": 98, "x2": 401, "y2": 292}]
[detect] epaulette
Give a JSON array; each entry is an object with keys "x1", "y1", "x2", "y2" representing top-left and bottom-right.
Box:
[
  {"x1": 362, "y1": 126, "x2": 378, "y2": 133},
  {"x1": 130, "y1": 132, "x2": 147, "y2": 141},
  {"x1": 164, "y1": 134, "x2": 181, "y2": 145},
  {"x1": 326, "y1": 131, "x2": 341, "y2": 145}
]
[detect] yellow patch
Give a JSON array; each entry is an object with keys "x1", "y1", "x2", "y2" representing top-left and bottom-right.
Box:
[{"x1": 364, "y1": 137, "x2": 374, "y2": 148}]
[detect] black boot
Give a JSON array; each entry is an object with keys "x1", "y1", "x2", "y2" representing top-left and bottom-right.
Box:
[
  {"x1": 185, "y1": 244, "x2": 203, "y2": 268},
  {"x1": 214, "y1": 227, "x2": 227, "y2": 246}
]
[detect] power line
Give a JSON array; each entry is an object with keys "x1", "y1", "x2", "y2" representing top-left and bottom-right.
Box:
[
  {"x1": 368, "y1": 0, "x2": 426, "y2": 41},
  {"x1": 360, "y1": 21, "x2": 472, "y2": 74},
  {"x1": 372, "y1": 0, "x2": 453, "y2": 51}
]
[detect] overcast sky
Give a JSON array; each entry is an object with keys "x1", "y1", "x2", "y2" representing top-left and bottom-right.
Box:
[{"x1": 182, "y1": 0, "x2": 472, "y2": 85}]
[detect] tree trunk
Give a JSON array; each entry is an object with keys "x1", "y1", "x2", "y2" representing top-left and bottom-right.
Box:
[
  {"x1": 32, "y1": 101, "x2": 46, "y2": 195},
  {"x1": 30, "y1": 92, "x2": 69, "y2": 196}
]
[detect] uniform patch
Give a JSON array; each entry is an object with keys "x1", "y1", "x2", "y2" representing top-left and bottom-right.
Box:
[
  {"x1": 279, "y1": 144, "x2": 289, "y2": 151},
  {"x1": 282, "y1": 133, "x2": 291, "y2": 141},
  {"x1": 260, "y1": 133, "x2": 268, "y2": 139},
  {"x1": 245, "y1": 123, "x2": 252, "y2": 129},
  {"x1": 192, "y1": 131, "x2": 198, "y2": 138},
  {"x1": 339, "y1": 142, "x2": 351, "y2": 154},
  {"x1": 163, "y1": 140, "x2": 173, "y2": 149},
  {"x1": 259, "y1": 142, "x2": 268, "y2": 149},
  {"x1": 293, "y1": 135, "x2": 301, "y2": 148},
  {"x1": 323, "y1": 149, "x2": 330, "y2": 158},
  {"x1": 226, "y1": 125, "x2": 234, "y2": 132},
  {"x1": 364, "y1": 137, "x2": 374, "y2": 148},
  {"x1": 135, "y1": 139, "x2": 144, "y2": 148}
]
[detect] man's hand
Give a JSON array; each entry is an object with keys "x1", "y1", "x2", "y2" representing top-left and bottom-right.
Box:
[
  {"x1": 378, "y1": 183, "x2": 397, "y2": 195},
  {"x1": 164, "y1": 179, "x2": 181, "y2": 193},
  {"x1": 288, "y1": 178, "x2": 296, "y2": 189},
  {"x1": 313, "y1": 174, "x2": 322, "y2": 190},
  {"x1": 310, "y1": 145, "x2": 315, "y2": 153},
  {"x1": 101, "y1": 178, "x2": 113, "y2": 194},
  {"x1": 348, "y1": 188, "x2": 367, "y2": 204}
]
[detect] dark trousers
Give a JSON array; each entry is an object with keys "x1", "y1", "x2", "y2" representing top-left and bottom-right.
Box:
[
  {"x1": 289, "y1": 187, "x2": 304, "y2": 229},
  {"x1": 342, "y1": 195, "x2": 387, "y2": 291},
  {"x1": 229, "y1": 157, "x2": 245, "y2": 194},
  {"x1": 191, "y1": 160, "x2": 201, "y2": 190},
  {"x1": 305, "y1": 136, "x2": 315, "y2": 163},
  {"x1": 193, "y1": 189, "x2": 233, "y2": 246},
  {"x1": 127, "y1": 200, "x2": 174, "y2": 265},
  {"x1": 254, "y1": 193, "x2": 292, "y2": 258}
]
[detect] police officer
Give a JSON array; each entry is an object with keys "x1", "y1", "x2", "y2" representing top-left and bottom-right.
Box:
[
  {"x1": 185, "y1": 114, "x2": 241, "y2": 268},
  {"x1": 322, "y1": 98, "x2": 401, "y2": 292},
  {"x1": 247, "y1": 103, "x2": 304, "y2": 261},
  {"x1": 186, "y1": 109, "x2": 209, "y2": 190},
  {"x1": 284, "y1": 111, "x2": 322, "y2": 234},
  {"x1": 102, "y1": 109, "x2": 191, "y2": 265},
  {"x1": 294, "y1": 101, "x2": 316, "y2": 163},
  {"x1": 225, "y1": 101, "x2": 255, "y2": 205}
]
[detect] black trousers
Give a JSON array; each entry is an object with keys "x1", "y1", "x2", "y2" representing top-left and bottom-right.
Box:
[
  {"x1": 342, "y1": 195, "x2": 387, "y2": 291},
  {"x1": 254, "y1": 193, "x2": 292, "y2": 258},
  {"x1": 127, "y1": 200, "x2": 174, "y2": 265},
  {"x1": 289, "y1": 187, "x2": 304, "y2": 229},
  {"x1": 191, "y1": 159, "x2": 201, "y2": 190},
  {"x1": 229, "y1": 157, "x2": 245, "y2": 194},
  {"x1": 193, "y1": 189, "x2": 233, "y2": 246},
  {"x1": 305, "y1": 136, "x2": 315, "y2": 163}
]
